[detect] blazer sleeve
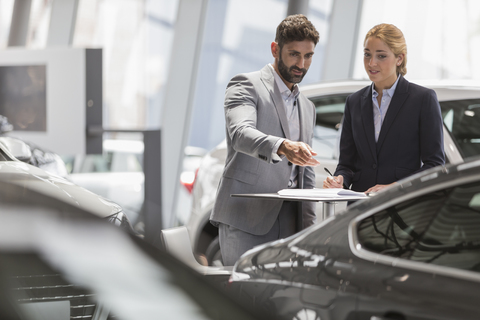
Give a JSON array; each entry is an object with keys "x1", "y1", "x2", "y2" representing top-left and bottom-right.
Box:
[
  {"x1": 334, "y1": 95, "x2": 356, "y2": 187},
  {"x1": 224, "y1": 73, "x2": 281, "y2": 164},
  {"x1": 417, "y1": 88, "x2": 445, "y2": 172}
]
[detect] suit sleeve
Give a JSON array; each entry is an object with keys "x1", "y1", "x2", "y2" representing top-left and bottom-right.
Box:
[
  {"x1": 334, "y1": 95, "x2": 356, "y2": 188},
  {"x1": 417, "y1": 88, "x2": 445, "y2": 172},
  {"x1": 224, "y1": 74, "x2": 282, "y2": 164}
]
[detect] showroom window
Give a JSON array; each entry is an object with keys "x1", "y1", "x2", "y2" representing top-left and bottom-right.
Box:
[
  {"x1": 441, "y1": 99, "x2": 480, "y2": 159},
  {"x1": 357, "y1": 181, "x2": 480, "y2": 273},
  {"x1": 0, "y1": 0, "x2": 14, "y2": 48},
  {"x1": 353, "y1": 0, "x2": 480, "y2": 81},
  {"x1": 311, "y1": 95, "x2": 348, "y2": 160},
  {"x1": 73, "y1": 0, "x2": 178, "y2": 130}
]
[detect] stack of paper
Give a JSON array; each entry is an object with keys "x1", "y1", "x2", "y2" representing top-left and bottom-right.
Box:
[{"x1": 277, "y1": 188, "x2": 367, "y2": 198}]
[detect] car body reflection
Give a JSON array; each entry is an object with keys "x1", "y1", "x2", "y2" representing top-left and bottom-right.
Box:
[{"x1": 229, "y1": 158, "x2": 480, "y2": 320}]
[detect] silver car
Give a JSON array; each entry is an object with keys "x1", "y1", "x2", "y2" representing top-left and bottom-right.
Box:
[
  {"x1": 0, "y1": 136, "x2": 133, "y2": 231},
  {"x1": 187, "y1": 80, "x2": 480, "y2": 266}
]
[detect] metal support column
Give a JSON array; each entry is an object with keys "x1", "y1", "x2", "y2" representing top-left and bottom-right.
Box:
[
  {"x1": 143, "y1": 130, "x2": 163, "y2": 247},
  {"x1": 8, "y1": 0, "x2": 32, "y2": 47},
  {"x1": 287, "y1": 0, "x2": 309, "y2": 16},
  {"x1": 161, "y1": 0, "x2": 209, "y2": 228},
  {"x1": 322, "y1": 202, "x2": 335, "y2": 221},
  {"x1": 47, "y1": 0, "x2": 79, "y2": 46},
  {"x1": 322, "y1": 0, "x2": 363, "y2": 81},
  {"x1": 87, "y1": 127, "x2": 163, "y2": 249}
]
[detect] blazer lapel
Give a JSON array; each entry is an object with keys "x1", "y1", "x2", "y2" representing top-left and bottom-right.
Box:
[
  {"x1": 376, "y1": 75, "x2": 409, "y2": 153},
  {"x1": 260, "y1": 65, "x2": 291, "y2": 139},
  {"x1": 361, "y1": 88, "x2": 377, "y2": 160}
]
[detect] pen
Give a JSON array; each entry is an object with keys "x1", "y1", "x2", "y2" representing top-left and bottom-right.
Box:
[{"x1": 324, "y1": 167, "x2": 348, "y2": 189}]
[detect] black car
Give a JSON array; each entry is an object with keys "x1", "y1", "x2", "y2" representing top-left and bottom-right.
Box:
[
  {"x1": 0, "y1": 157, "x2": 275, "y2": 320},
  {"x1": 229, "y1": 157, "x2": 480, "y2": 320}
]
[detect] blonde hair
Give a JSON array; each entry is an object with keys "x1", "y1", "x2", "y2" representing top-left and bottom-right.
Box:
[{"x1": 364, "y1": 23, "x2": 407, "y2": 76}]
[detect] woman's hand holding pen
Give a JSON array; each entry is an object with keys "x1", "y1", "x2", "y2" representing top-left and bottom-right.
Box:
[{"x1": 323, "y1": 172, "x2": 344, "y2": 189}]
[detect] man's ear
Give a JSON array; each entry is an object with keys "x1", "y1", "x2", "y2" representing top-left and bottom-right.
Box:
[{"x1": 271, "y1": 42, "x2": 280, "y2": 58}]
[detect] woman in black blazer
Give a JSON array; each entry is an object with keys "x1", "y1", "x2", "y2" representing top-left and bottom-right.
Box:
[{"x1": 323, "y1": 23, "x2": 445, "y2": 193}]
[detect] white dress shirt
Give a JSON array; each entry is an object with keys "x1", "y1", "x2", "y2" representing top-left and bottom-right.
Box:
[
  {"x1": 269, "y1": 64, "x2": 300, "y2": 188},
  {"x1": 371, "y1": 76, "x2": 400, "y2": 142}
]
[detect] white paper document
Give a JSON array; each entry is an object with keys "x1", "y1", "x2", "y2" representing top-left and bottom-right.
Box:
[{"x1": 277, "y1": 188, "x2": 367, "y2": 198}]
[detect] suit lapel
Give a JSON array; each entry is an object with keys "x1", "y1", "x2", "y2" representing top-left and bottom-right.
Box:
[
  {"x1": 260, "y1": 65, "x2": 291, "y2": 139},
  {"x1": 361, "y1": 88, "x2": 377, "y2": 160},
  {"x1": 376, "y1": 76, "x2": 409, "y2": 153}
]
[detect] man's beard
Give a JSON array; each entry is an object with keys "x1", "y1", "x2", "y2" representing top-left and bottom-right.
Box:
[{"x1": 278, "y1": 54, "x2": 308, "y2": 84}]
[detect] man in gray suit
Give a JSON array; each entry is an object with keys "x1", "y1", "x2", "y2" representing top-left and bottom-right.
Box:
[{"x1": 210, "y1": 14, "x2": 320, "y2": 266}]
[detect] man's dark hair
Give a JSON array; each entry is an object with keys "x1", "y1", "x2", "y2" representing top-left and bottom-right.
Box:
[{"x1": 275, "y1": 14, "x2": 319, "y2": 49}]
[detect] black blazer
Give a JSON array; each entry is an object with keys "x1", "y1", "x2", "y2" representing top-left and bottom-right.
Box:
[{"x1": 334, "y1": 75, "x2": 445, "y2": 192}]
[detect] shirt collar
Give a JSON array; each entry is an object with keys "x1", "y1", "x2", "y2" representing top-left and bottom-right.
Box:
[
  {"x1": 269, "y1": 64, "x2": 300, "y2": 101},
  {"x1": 371, "y1": 74, "x2": 401, "y2": 98}
]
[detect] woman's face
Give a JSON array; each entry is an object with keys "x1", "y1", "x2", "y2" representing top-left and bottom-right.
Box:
[{"x1": 363, "y1": 36, "x2": 403, "y2": 89}]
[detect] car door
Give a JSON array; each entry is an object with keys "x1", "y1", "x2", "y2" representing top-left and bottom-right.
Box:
[{"x1": 351, "y1": 180, "x2": 480, "y2": 320}]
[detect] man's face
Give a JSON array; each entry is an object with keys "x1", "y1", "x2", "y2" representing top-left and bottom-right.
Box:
[{"x1": 272, "y1": 40, "x2": 315, "y2": 88}]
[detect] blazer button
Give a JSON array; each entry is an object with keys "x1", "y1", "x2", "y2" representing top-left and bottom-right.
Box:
[
  {"x1": 288, "y1": 161, "x2": 292, "y2": 166},
  {"x1": 372, "y1": 163, "x2": 377, "y2": 169}
]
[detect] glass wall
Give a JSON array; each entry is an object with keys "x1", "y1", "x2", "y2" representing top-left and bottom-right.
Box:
[
  {"x1": 26, "y1": 0, "x2": 52, "y2": 48},
  {"x1": 2, "y1": 0, "x2": 479, "y2": 147},
  {"x1": 74, "y1": 0, "x2": 178, "y2": 130},
  {"x1": 188, "y1": 0, "x2": 333, "y2": 150},
  {"x1": 353, "y1": 0, "x2": 480, "y2": 81},
  {"x1": 0, "y1": 0, "x2": 14, "y2": 48}
]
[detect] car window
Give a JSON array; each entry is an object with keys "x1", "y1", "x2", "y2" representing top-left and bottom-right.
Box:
[
  {"x1": 311, "y1": 95, "x2": 348, "y2": 160},
  {"x1": 71, "y1": 152, "x2": 143, "y2": 173},
  {"x1": 441, "y1": 99, "x2": 480, "y2": 160},
  {"x1": 357, "y1": 181, "x2": 480, "y2": 273}
]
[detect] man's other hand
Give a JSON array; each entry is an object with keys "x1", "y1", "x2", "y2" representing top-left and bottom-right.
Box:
[{"x1": 277, "y1": 140, "x2": 321, "y2": 167}]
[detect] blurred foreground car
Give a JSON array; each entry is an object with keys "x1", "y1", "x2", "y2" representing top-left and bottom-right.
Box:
[
  {"x1": 188, "y1": 80, "x2": 480, "y2": 266},
  {"x1": 0, "y1": 163, "x2": 275, "y2": 320},
  {"x1": 229, "y1": 157, "x2": 480, "y2": 320}
]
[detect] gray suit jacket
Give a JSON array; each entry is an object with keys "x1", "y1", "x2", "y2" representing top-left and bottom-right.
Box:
[{"x1": 210, "y1": 64, "x2": 316, "y2": 235}]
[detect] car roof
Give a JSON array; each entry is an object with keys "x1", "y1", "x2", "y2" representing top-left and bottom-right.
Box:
[{"x1": 300, "y1": 79, "x2": 480, "y2": 102}]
